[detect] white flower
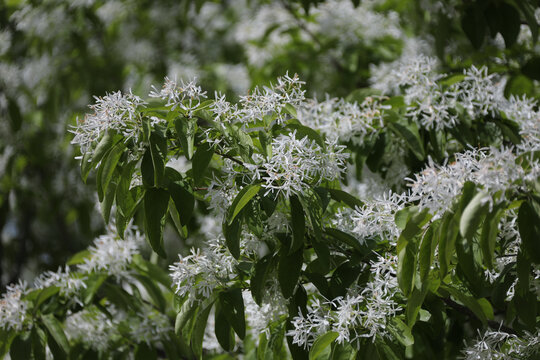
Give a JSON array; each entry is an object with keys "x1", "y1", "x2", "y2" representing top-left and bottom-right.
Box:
[
  {"x1": 261, "y1": 131, "x2": 348, "y2": 197},
  {"x1": 149, "y1": 76, "x2": 207, "y2": 114},
  {"x1": 0, "y1": 281, "x2": 29, "y2": 331},
  {"x1": 78, "y1": 226, "x2": 142, "y2": 280},
  {"x1": 34, "y1": 266, "x2": 87, "y2": 301},
  {"x1": 298, "y1": 96, "x2": 387, "y2": 145},
  {"x1": 334, "y1": 192, "x2": 406, "y2": 244},
  {"x1": 169, "y1": 238, "x2": 237, "y2": 302},
  {"x1": 65, "y1": 306, "x2": 118, "y2": 352},
  {"x1": 70, "y1": 90, "x2": 145, "y2": 154}
]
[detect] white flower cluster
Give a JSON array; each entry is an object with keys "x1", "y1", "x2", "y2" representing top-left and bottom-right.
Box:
[
  {"x1": 169, "y1": 238, "x2": 237, "y2": 302},
  {"x1": 65, "y1": 306, "x2": 119, "y2": 352},
  {"x1": 78, "y1": 226, "x2": 142, "y2": 280},
  {"x1": 149, "y1": 76, "x2": 207, "y2": 114},
  {"x1": 297, "y1": 96, "x2": 388, "y2": 145},
  {"x1": 462, "y1": 329, "x2": 540, "y2": 360},
  {"x1": 407, "y1": 147, "x2": 536, "y2": 215},
  {"x1": 333, "y1": 192, "x2": 406, "y2": 244},
  {"x1": 0, "y1": 281, "x2": 28, "y2": 331},
  {"x1": 71, "y1": 91, "x2": 146, "y2": 154},
  {"x1": 287, "y1": 254, "x2": 402, "y2": 349},
  {"x1": 211, "y1": 73, "x2": 306, "y2": 126},
  {"x1": 243, "y1": 284, "x2": 288, "y2": 342},
  {"x1": 261, "y1": 132, "x2": 348, "y2": 197},
  {"x1": 34, "y1": 266, "x2": 87, "y2": 301},
  {"x1": 127, "y1": 307, "x2": 173, "y2": 345}
]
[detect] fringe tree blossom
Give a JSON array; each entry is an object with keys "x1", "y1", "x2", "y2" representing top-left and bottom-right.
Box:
[
  {"x1": 243, "y1": 285, "x2": 288, "y2": 343},
  {"x1": 261, "y1": 132, "x2": 348, "y2": 197},
  {"x1": 238, "y1": 73, "x2": 305, "y2": 124},
  {"x1": 462, "y1": 329, "x2": 540, "y2": 359},
  {"x1": 287, "y1": 254, "x2": 402, "y2": 349},
  {"x1": 169, "y1": 238, "x2": 237, "y2": 303},
  {"x1": 149, "y1": 76, "x2": 207, "y2": 114},
  {"x1": 0, "y1": 281, "x2": 29, "y2": 331},
  {"x1": 64, "y1": 306, "x2": 119, "y2": 352},
  {"x1": 333, "y1": 192, "x2": 406, "y2": 244},
  {"x1": 407, "y1": 147, "x2": 536, "y2": 215},
  {"x1": 78, "y1": 226, "x2": 142, "y2": 280},
  {"x1": 34, "y1": 266, "x2": 87, "y2": 301},
  {"x1": 71, "y1": 91, "x2": 146, "y2": 154},
  {"x1": 297, "y1": 96, "x2": 388, "y2": 144}
]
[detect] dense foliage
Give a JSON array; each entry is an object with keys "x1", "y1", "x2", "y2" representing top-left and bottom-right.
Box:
[{"x1": 2, "y1": 0, "x2": 540, "y2": 359}]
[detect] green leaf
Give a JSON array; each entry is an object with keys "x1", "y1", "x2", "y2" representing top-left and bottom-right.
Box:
[
  {"x1": 143, "y1": 188, "x2": 169, "y2": 258},
  {"x1": 251, "y1": 255, "x2": 273, "y2": 305},
  {"x1": 518, "y1": 200, "x2": 540, "y2": 263},
  {"x1": 406, "y1": 287, "x2": 428, "y2": 327},
  {"x1": 324, "y1": 228, "x2": 365, "y2": 254},
  {"x1": 459, "y1": 190, "x2": 489, "y2": 240},
  {"x1": 326, "y1": 189, "x2": 363, "y2": 209},
  {"x1": 141, "y1": 147, "x2": 155, "y2": 187},
  {"x1": 497, "y1": 2, "x2": 521, "y2": 47},
  {"x1": 10, "y1": 333, "x2": 31, "y2": 360},
  {"x1": 192, "y1": 142, "x2": 214, "y2": 185},
  {"x1": 388, "y1": 122, "x2": 424, "y2": 160},
  {"x1": 175, "y1": 301, "x2": 198, "y2": 337},
  {"x1": 387, "y1": 318, "x2": 414, "y2": 347},
  {"x1": 191, "y1": 299, "x2": 215, "y2": 359},
  {"x1": 31, "y1": 327, "x2": 46, "y2": 360},
  {"x1": 99, "y1": 141, "x2": 125, "y2": 200},
  {"x1": 442, "y1": 285, "x2": 489, "y2": 325},
  {"x1": 278, "y1": 245, "x2": 303, "y2": 299},
  {"x1": 290, "y1": 195, "x2": 305, "y2": 254},
  {"x1": 41, "y1": 314, "x2": 69, "y2": 355},
  {"x1": 214, "y1": 301, "x2": 235, "y2": 351},
  {"x1": 175, "y1": 117, "x2": 197, "y2": 159},
  {"x1": 418, "y1": 222, "x2": 438, "y2": 286},
  {"x1": 168, "y1": 178, "x2": 195, "y2": 226},
  {"x1": 133, "y1": 274, "x2": 167, "y2": 311},
  {"x1": 439, "y1": 212, "x2": 460, "y2": 277},
  {"x1": 480, "y1": 206, "x2": 505, "y2": 268},
  {"x1": 100, "y1": 176, "x2": 118, "y2": 224},
  {"x1": 150, "y1": 130, "x2": 168, "y2": 187},
  {"x1": 309, "y1": 332, "x2": 338, "y2": 360},
  {"x1": 461, "y1": 3, "x2": 486, "y2": 49},
  {"x1": 34, "y1": 286, "x2": 60, "y2": 310},
  {"x1": 227, "y1": 183, "x2": 261, "y2": 225},
  {"x1": 223, "y1": 215, "x2": 242, "y2": 259},
  {"x1": 82, "y1": 131, "x2": 122, "y2": 182},
  {"x1": 66, "y1": 249, "x2": 91, "y2": 265},
  {"x1": 219, "y1": 288, "x2": 246, "y2": 339}
]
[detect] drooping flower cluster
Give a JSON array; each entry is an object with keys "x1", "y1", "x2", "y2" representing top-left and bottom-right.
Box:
[
  {"x1": 297, "y1": 96, "x2": 388, "y2": 145},
  {"x1": 261, "y1": 132, "x2": 348, "y2": 197},
  {"x1": 287, "y1": 254, "x2": 402, "y2": 349},
  {"x1": 71, "y1": 91, "x2": 146, "y2": 154},
  {"x1": 462, "y1": 329, "x2": 540, "y2": 360},
  {"x1": 78, "y1": 226, "x2": 142, "y2": 280},
  {"x1": 0, "y1": 281, "x2": 29, "y2": 332},
  {"x1": 407, "y1": 147, "x2": 538, "y2": 215},
  {"x1": 64, "y1": 306, "x2": 119, "y2": 352},
  {"x1": 34, "y1": 266, "x2": 87, "y2": 301},
  {"x1": 169, "y1": 238, "x2": 237, "y2": 302},
  {"x1": 333, "y1": 192, "x2": 406, "y2": 244},
  {"x1": 149, "y1": 76, "x2": 207, "y2": 114}
]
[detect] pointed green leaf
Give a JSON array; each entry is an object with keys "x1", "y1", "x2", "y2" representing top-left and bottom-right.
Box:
[
  {"x1": 143, "y1": 188, "x2": 169, "y2": 258},
  {"x1": 309, "y1": 332, "x2": 338, "y2": 360},
  {"x1": 219, "y1": 288, "x2": 246, "y2": 339},
  {"x1": 290, "y1": 195, "x2": 305, "y2": 254},
  {"x1": 459, "y1": 190, "x2": 489, "y2": 240},
  {"x1": 192, "y1": 142, "x2": 214, "y2": 185},
  {"x1": 227, "y1": 183, "x2": 261, "y2": 225}
]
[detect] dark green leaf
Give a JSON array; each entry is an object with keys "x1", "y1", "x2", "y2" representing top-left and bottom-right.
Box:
[
  {"x1": 219, "y1": 288, "x2": 246, "y2": 339},
  {"x1": 10, "y1": 333, "x2": 31, "y2": 360},
  {"x1": 215, "y1": 301, "x2": 235, "y2": 351},
  {"x1": 461, "y1": 4, "x2": 487, "y2": 49},
  {"x1": 518, "y1": 200, "x2": 540, "y2": 263},
  {"x1": 175, "y1": 117, "x2": 197, "y2": 159},
  {"x1": 326, "y1": 189, "x2": 363, "y2": 209},
  {"x1": 41, "y1": 314, "x2": 69, "y2": 355},
  {"x1": 191, "y1": 300, "x2": 215, "y2": 359},
  {"x1": 251, "y1": 255, "x2": 273, "y2": 305},
  {"x1": 143, "y1": 188, "x2": 169, "y2": 258},
  {"x1": 223, "y1": 215, "x2": 242, "y2": 259},
  {"x1": 228, "y1": 183, "x2": 261, "y2": 225},
  {"x1": 459, "y1": 190, "x2": 489, "y2": 240},
  {"x1": 389, "y1": 122, "x2": 424, "y2": 160},
  {"x1": 192, "y1": 142, "x2": 214, "y2": 185},
  {"x1": 290, "y1": 195, "x2": 305, "y2": 254},
  {"x1": 278, "y1": 245, "x2": 303, "y2": 299},
  {"x1": 387, "y1": 318, "x2": 414, "y2": 347}
]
